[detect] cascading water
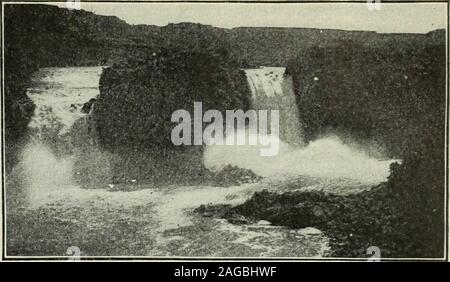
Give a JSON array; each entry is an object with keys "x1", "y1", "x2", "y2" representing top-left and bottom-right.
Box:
[
  {"x1": 17, "y1": 67, "x2": 104, "y2": 206},
  {"x1": 204, "y1": 67, "x2": 394, "y2": 184},
  {"x1": 9, "y1": 66, "x2": 331, "y2": 257},
  {"x1": 244, "y1": 67, "x2": 303, "y2": 146},
  {"x1": 8, "y1": 65, "x2": 393, "y2": 257},
  {"x1": 27, "y1": 67, "x2": 104, "y2": 135}
]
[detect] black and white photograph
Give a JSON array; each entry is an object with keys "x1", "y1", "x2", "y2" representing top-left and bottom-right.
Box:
[{"x1": 0, "y1": 1, "x2": 448, "y2": 262}]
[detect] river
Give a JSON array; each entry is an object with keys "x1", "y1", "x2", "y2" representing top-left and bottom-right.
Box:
[{"x1": 5, "y1": 66, "x2": 394, "y2": 257}]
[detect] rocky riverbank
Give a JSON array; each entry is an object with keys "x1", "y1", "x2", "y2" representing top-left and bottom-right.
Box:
[{"x1": 195, "y1": 182, "x2": 411, "y2": 258}]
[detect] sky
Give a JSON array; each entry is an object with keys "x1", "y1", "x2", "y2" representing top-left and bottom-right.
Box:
[{"x1": 51, "y1": 2, "x2": 447, "y2": 33}]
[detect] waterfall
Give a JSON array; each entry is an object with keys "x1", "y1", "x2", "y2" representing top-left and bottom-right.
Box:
[
  {"x1": 244, "y1": 67, "x2": 304, "y2": 146},
  {"x1": 15, "y1": 67, "x2": 104, "y2": 206},
  {"x1": 16, "y1": 65, "x2": 395, "y2": 196},
  {"x1": 27, "y1": 67, "x2": 103, "y2": 136},
  {"x1": 204, "y1": 66, "x2": 395, "y2": 183}
]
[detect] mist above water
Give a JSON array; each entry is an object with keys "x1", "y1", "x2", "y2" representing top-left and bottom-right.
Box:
[
  {"x1": 15, "y1": 67, "x2": 104, "y2": 207},
  {"x1": 27, "y1": 67, "x2": 104, "y2": 135},
  {"x1": 205, "y1": 67, "x2": 395, "y2": 184},
  {"x1": 15, "y1": 66, "x2": 395, "y2": 210},
  {"x1": 18, "y1": 141, "x2": 75, "y2": 206},
  {"x1": 204, "y1": 134, "x2": 394, "y2": 183},
  {"x1": 8, "y1": 65, "x2": 393, "y2": 257}
]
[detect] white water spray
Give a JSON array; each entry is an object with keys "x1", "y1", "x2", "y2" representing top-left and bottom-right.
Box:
[
  {"x1": 204, "y1": 67, "x2": 394, "y2": 184},
  {"x1": 15, "y1": 67, "x2": 104, "y2": 206},
  {"x1": 19, "y1": 141, "x2": 75, "y2": 206}
]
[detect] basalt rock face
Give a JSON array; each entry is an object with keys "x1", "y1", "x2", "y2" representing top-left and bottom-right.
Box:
[
  {"x1": 3, "y1": 4, "x2": 125, "y2": 171},
  {"x1": 286, "y1": 33, "x2": 446, "y2": 158},
  {"x1": 95, "y1": 48, "x2": 251, "y2": 152},
  {"x1": 91, "y1": 48, "x2": 252, "y2": 184},
  {"x1": 212, "y1": 165, "x2": 262, "y2": 186},
  {"x1": 195, "y1": 186, "x2": 408, "y2": 258},
  {"x1": 4, "y1": 88, "x2": 35, "y2": 172},
  {"x1": 285, "y1": 32, "x2": 446, "y2": 258}
]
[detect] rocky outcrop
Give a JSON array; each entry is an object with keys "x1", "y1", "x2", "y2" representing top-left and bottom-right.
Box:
[
  {"x1": 212, "y1": 165, "x2": 262, "y2": 186},
  {"x1": 195, "y1": 184, "x2": 411, "y2": 257},
  {"x1": 84, "y1": 47, "x2": 252, "y2": 185},
  {"x1": 286, "y1": 36, "x2": 445, "y2": 258},
  {"x1": 80, "y1": 98, "x2": 97, "y2": 114},
  {"x1": 4, "y1": 94, "x2": 35, "y2": 171}
]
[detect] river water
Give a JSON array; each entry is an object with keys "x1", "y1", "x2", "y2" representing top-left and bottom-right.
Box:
[{"x1": 5, "y1": 66, "x2": 394, "y2": 257}]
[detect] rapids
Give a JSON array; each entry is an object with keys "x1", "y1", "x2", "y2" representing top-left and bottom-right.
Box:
[{"x1": 5, "y1": 66, "x2": 394, "y2": 257}]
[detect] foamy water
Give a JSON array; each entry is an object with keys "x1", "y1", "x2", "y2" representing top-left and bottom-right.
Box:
[
  {"x1": 204, "y1": 134, "x2": 394, "y2": 183},
  {"x1": 19, "y1": 142, "x2": 75, "y2": 207},
  {"x1": 245, "y1": 67, "x2": 303, "y2": 146},
  {"x1": 245, "y1": 67, "x2": 286, "y2": 98},
  {"x1": 7, "y1": 66, "x2": 394, "y2": 257},
  {"x1": 27, "y1": 67, "x2": 104, "y2": 134},
  {"x1": 13, "y1": 140, "x2": 332, "y2": 256},
  {"x1": 210, "y1": 66, "x2": 395, "y2": 184}
]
